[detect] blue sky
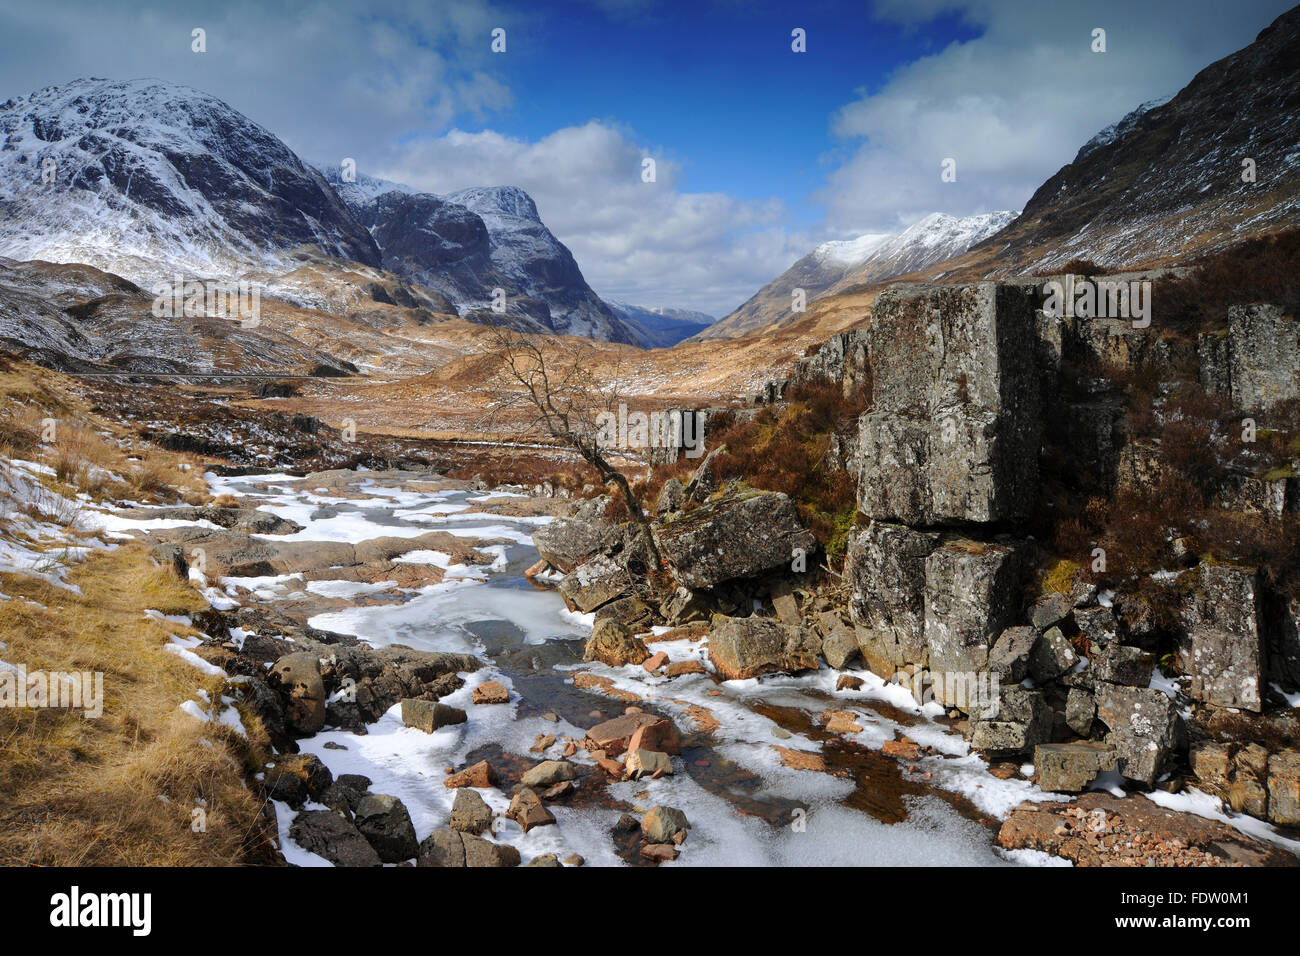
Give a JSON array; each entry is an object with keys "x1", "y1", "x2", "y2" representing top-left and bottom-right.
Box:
[{"x1": 0, "y1": 0, "x2": 1293, "y2": 315}]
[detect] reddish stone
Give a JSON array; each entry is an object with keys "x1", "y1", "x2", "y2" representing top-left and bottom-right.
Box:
[
  {"x1": 643, "y1": 651, "x2": 669, "y2": 672},
  {"x1": 472, "y1": 680, "x2": 510, "y2": 705},
  {"x1": 882, "y1": 739, "x2": 923, "y2": 761},
  {"x1": 444, "y1": 760, "x2": 495, "y2": 789},
  {"x1": 640, "y1": 843, "x2": 679, "y2": 863},
  {"x1": 628, "y1": 718, "x2": 682, "y2": 757},
  {"x1": 665, "y1": 660, "x2": 706, "y2": 677}
]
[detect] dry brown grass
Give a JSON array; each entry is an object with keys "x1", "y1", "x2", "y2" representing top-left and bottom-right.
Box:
[{"x1": 0, "y1": 545, "x2": 273, "y2": 866}]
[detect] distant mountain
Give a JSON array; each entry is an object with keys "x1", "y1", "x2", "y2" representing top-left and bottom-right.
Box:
[
  {"x1": 606, "y1": 300, "x2": 713, "y2": 348},
  {"x1": 0, "y1": 78, "x2": 381, "y2": 284},
  {"x1": 696, "y1": 211, "x2": 1016, "y2": 340},
  {"x1": 318, "y1": 167, "x2": 640, "y2": 344},
  {"x1": 963, "y1": 6, "x2": 1300, "y2": 275}
]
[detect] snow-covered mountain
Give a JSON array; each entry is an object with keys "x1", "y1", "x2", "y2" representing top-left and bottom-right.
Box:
[
  {"x1": 0, "y1": 78, "x2": 381, "y2": 284},
  {"x1": 316, "y1": 166, "x2": 640, "y2": 344},
  {"x1": 605, "y1": 300, "x2": 713, "y2": 348},
  {"x1": 696, "y1": 210, "x2": 1017, "y2": 340}
]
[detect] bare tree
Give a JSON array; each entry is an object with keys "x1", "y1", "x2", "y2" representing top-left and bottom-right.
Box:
[{"x1": 480, "y1": 325, "x2": 661, "y2": 567}]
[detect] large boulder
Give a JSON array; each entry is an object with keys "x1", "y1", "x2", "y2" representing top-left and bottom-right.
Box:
[
  {"x1": 323, "y1": 645, "x2": 481, "y2": 730},
  {"x1": 583, "y1": 619, "x2": 650, "y2": 667},
  {"x1": 266, "y1": 652, "x2": 327, "y2": 736},
  {"x1": 922, "y1": 539, "x2": 1026, "y2": 705},
  {"x1": 353, "y1": 794, "x2": 419, "y2": 863},
  {"x1": 558, "y1": 553, "x2": 633, "y2": 612},
  {"x1": 531, "y1": 497, "x2": 620, "y2": 573},
  {"x1": 653, "y1": 491, "x2": 816, "y2": 590},
  {"x1": 843, "y1": 522, "x2": 939, "y2": 676},
  {"x1": 288, "y1": 810, "x2": 382, "y2": 867},
  {"x1": 857, "y1": 282, "x2": 1041, "y2": 524},
  {"x1": 1179, "y1": 564, "x2": 1265, "y2": 712},
  {"x1": 707, "y1": 615, "x2": 821, "y2": 681},
  {"x1": 417, "y1": 829, "x2": 521, "y2": 867},
  {"x1": 1094, "y1": 683, "x2": 1182, "y2": 787}
]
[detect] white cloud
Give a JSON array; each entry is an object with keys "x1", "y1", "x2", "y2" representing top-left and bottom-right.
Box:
[
  {"x1": 820, "y1": 0, "x2": 1294, "y2": 234},
  {"x1": 379, "y1": 123, "x2": 807, "y2": 317}
]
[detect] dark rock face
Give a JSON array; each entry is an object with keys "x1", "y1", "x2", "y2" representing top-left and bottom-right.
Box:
[
  {"x1": 1198, "y1": 304, "x2": 1300, "y2": 414},
  {"x1": 857, "y1": 283, "x2": 1042, "y2": 524},
  {"x1": 289, "y1": 811, "x2": 382, "y2": 867},
  {"x1": 653, "y1": 491, "x2": 816, "y2": 589},
  {"x1": 353, "y1": 794, "x2": 419, "y2": 863},
  {"x1": 844, "y1": 522, "x2": 939, "y2": 676}
]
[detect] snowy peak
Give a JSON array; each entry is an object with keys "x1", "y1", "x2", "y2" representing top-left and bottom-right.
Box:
[
  {"x1": 0, "y1": 77, "x2": 380, "y2": 282},
  {"x1": 446, "y1": 185, "x2": 541, "y2": 224},
  {"x1": 695, "y1": 209, "x2": 1018, "y2": 340}
]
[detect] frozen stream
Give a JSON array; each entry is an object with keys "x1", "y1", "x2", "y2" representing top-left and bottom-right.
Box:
[{"x1": 205, "y1": 471, "x2": 1067, "y2": 867}]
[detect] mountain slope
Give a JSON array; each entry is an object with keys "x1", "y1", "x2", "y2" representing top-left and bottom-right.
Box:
[
  {"x1": 962, "y1": 6, "x2": 1300, "y2": 275},
  {"x1": 696, "y1": 211, "x2": 1015, "y2": 340},
  {"x1": 0, "y1": 78, "x2": 381, "y2": 284}
]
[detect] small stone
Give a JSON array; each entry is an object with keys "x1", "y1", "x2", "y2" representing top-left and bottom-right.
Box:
[
  {"x1": 540, "y1": 780, "x2": 575, "y2": 800},
  {"x1": 400, "y1": 698, "x2": 467, "y2": 733},
  {"x1": 822, "y1": 709, "x2": 863, "y2": 735},
  {"x1": 640, "y1": 843, "x2": 679, "y2": 863},
  {"x1": 444, "y1": 760, "x2": 495, "y2": 789},
  {"x1": 563, "y1": 853, "x2": 585, "y2": 867},
  {"x1": 507, "y1": 788, "x2": 556, "y2": 832},
  {"x1": 836, "y1": 674, "x2": 864, "y2": 692},
  {"x1": 626, "y1": 749, "x2": 674, "y2": 779},
  {"x1": 881, "y1": 739, "x2": 922, "y2": 761},
  {"x1": 472, "y1": 680, "x2": 510, "y2": 705},
  {"x1": 520, "y1": 759, "x2": 578, "y2": 789},
  {"x1": 665, "y1": 660, "x2": 706, "y2": 677},
  {"x1": 525, "y1": 853, "x2": 563, "y2": 867},
  {"x1": 643, "y1": 651, "x2": 669, "y2": 672},
  {"x1": 642, "y1": 805, "x2": 689, "y2": 844}
]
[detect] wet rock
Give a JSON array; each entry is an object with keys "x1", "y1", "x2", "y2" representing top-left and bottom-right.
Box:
[
  {"x1": 707, "y1": 615, "x2": 821, "y2": 681},
  {"x1": 354, "y1": 794, "x2": 419, "y2": 863},
  {"x1": 988, "y1": 626, "x2": 1038, "y2": 683},
  {"x1": 1179, "y1": 564, "x2": 1264, "y2": 712},
  {"x1": 289, "y1": 810, "x2": 381, "y2": 867},
  {"x1": 836, "y1": 674, "x2": 865, "y2": 691},
  {"x1": 857, "y1": 282, "x2": 1041, "y2": 524},
  {"x1": 507, "y1": 787, "x2": 556, "y2": 831},
  {"x1": 971, "y1": 686, "x2": 1052, "y2": 755},
  {"x1": 472, "y1": 680, "x2": 510, "y2": 705},
  {"x1": 1034, "y1": 742, "x2": 1117, "y2": 793},
  {"x1": 586, "y1": 711, "x2": 675, "y2": 756},
  {"x1": 417, "y1": 829, "x2": 521, "y2": 868},
  {"x1": 653, "y1": 491, "x2": 816, "y2": 589},
  {"x1": 583, "y1": 619, "x2": 650, "y2": 667},
  {"x1": 1029, "y1": 626, "x2": 1078, "y2": 683},
  {"x1": 923, "y1": 539, "x2": 1026, "y2": 703},
  {"x1": 665, "y1": 660, "x2": 706, "y2": 678},
  {"x1": 526, "y1": 853, "x2": 563, "y2": 867},
  {"x1": 400, "y1": 698, "x2": 467, "y2": 733},
  {"x1": 264, "y1": 753, "x2": 333, "y2": 809},
  {"x1": 844, "y1": 522, "x2": 939, "y2": 676},
  {"x1": 267, "y1": 652, "x2": 327, "y2": 736},
  {"x1": 1094, "y1": 683, "x2": 1182, "y2": 787},
  {"x1": 642, "y1": 806, "x2": 689, "y2": 844},
  {"x1": 449, "y1": 788, "x2": 494, "y2": 835},
  {"x1": 520, "y1": 759, "x2": 578, "y2": 789},
  {"x1": 643, "y1": 651, "x2": 669, "y2": 672}
]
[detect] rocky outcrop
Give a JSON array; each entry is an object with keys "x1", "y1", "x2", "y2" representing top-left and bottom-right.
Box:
[
  {"x1": 1198, "y1": 304, "x2": 1300, "y2": 413},
  {"x1": 532, "y1": 497, "x2": 621, "y2": 573},
  {"x1": 857, "y1": 283, "x2": 1041, "y2": 525},
  {"x1": 653, "y1": 491, "x2": 816, "y2": 589},
  {"x1": 1179, "y1": 564, "x2": 1265, "y2": 712},
  {"x1": 844, "y1": 522, "x2": 938, "y2": 676}
]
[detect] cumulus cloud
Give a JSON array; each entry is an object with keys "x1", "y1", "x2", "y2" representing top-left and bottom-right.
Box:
[
  {"x1": 378, "y1": 123, "x2": 806, "y2": 316},
  {"x1": 820, "y1": 0, "x2": 1294, "y2": 234}
]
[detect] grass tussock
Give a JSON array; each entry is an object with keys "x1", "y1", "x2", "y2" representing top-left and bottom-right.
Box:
[{"x1": 0, "y1": 545, "x2": 272, "y2": 866}]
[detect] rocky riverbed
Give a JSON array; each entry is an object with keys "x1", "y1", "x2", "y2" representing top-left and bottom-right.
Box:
[{"x1": 109, "y1": 467, "x2": 1300, "y2": 866}]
